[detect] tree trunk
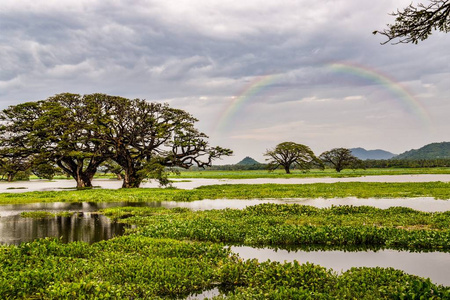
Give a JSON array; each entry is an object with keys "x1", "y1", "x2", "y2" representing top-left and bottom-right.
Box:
[
  {"x1": 75, "y1": 176, "x2": 87, "y2": 189},
  {"x1": 57, "y1": 159, "x2": 96, "y2": 189},
  {"x1": 284, "y1": 165, "x2": 291, "y2": 174},
  {"x1": 122, "y1": 168, "x2": 142, "y2": 188},
  {"x1": 7, "y1": 173, "x2": 14, "y2": 182},
  {"x1": 79, "y1": 171, "x2": 95, "y2": 188}
]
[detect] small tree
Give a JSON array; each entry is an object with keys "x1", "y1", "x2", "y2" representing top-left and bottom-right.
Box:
[
  {"x1": 0, "y1": 156, "x2": 32, "y2": 182},
  {"x1": 374, "y1": 0, "x2": 450, "y2": 44},
  {"x1": 31, "y1": 161, "x2": 58, "y2": 180},
  {"x1": 319, "y1": 148, "x2": 362, "y2": 172},
  {"x1": 264, "y1": 142, "x2": 322, "y2": 174}
]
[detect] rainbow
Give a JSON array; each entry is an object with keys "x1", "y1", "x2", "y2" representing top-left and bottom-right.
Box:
[
  {"x1": 215, "y1": 74, "x2": 281, "y2": 134},
  {"x1": 327, "y1": 62, "x2": 431, "y2": 126}
]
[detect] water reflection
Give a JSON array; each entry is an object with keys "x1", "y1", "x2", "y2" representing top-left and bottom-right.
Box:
[
  {"x1": 0, "y1": 197, "x2": 449, "y2": 218},
  {"x1": 0, "y1": 213, "x2": 126, "y2": 245},
  {"x1": 231, "y1": 246, "x2": 450, "y2": 286},
  {"x1": 1, "y1": 199, "x2": 449, "y2": 247},
  {"x1": 39, "y1": 197, "x2": 445, "y2": 213}
]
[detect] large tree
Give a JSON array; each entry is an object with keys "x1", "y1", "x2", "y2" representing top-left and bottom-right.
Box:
[
  {"x1": 88, "y1": 94, "x2": 232, "y2": 188},
  {"x1": 0, "y1": 93, "x2": 232, "y2": 188},
  {"x1": 0, "y1": 94, "x2": 110, "y2": 188},
  {"x1": 319, "y1": 148, "x2": 362, "y2": 172},
  {"x1": 264, "y1": 142, "x2": 322, "y2": 174},
  {"x1": 374, "y1": 0, "x2": 450, "y2": 44}
]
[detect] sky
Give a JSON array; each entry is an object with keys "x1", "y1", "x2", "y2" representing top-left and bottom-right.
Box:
[{"x1": 1, "y1": 0, "x2": 449, "y2": 164}]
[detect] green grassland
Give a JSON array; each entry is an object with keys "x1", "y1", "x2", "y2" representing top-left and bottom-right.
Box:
[
  {"x1": 173, "y1": 167, "x2": 450, "y2": 179},
  {"x1": 0, "y1": 181, "x2": 449, "y2": 205}
]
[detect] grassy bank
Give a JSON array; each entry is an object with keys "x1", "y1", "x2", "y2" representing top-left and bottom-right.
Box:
[
  {"x1": 1, "y1": 181, "x2": 450, "y2": 205},
  {"x1": 173, "y1": 167, "x2": 450, "y2": 179}
]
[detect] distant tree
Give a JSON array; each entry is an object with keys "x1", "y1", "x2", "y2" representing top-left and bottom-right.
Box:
[
  {"x1": 31, "y1": 160, "x2": 58, "y2": 180},
  {"x1": 319, "y1": 148, "x2": 363, "y2": 172},
  {"x1": 374, "y1": 0, "x2": 450, "y2": 44},
  {"x1": 0, "y1": 156, "x2": 32, "y2": 182},
  {"x1": 264, "y1": 142, "x2": 322, "y2": 174}
]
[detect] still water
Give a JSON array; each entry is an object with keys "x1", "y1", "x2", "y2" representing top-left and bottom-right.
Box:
[
  {"x1": 1, "y1": 200, "x2": 449, "y2": 288},
  {"x1": 1, "y1": 198, "x2": 449, "y2": 245},
  {"x1": 231, "y1": 246, "x2": 450, "y2": 286},
  {"x1": 1, "y1": 174, "x2": 450, "y2": 192},
  {"x1": 0, "y1": 197, "x2": 449, "y2": 218},
  {"x1": 0, "y1": 212, "x2": 126, "y2": 245}
]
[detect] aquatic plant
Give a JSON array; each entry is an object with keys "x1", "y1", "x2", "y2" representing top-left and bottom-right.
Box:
[
  {"x1": 1, "y1": 237, "x2": 448, "y2": 298},
  {"x1": 104, "y1": 204, "x2": 450, "y2": 251}
]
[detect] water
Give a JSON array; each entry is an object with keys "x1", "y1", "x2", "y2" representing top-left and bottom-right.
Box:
[
  {"x1": 0, "y1": 198, "x2": 448, "y2": 246},
  {"x1": 231, "y1": 246, "x2": 450, "y2": 286},
  {"x1": 0, "y1": 212, "x2": 127, "y2": 245},
  {"x1": 1, "y1": 197, "x2": 449, "y2": 219},
  {"x1": 159, "y1": 197, "x2": 450, "y2": 212},
  {"x1": 0, "y1": 199, "x2": 448, "y2": 290},
  {"x1": 1, "y1": 174, "x2": 449, "y2": 192}
]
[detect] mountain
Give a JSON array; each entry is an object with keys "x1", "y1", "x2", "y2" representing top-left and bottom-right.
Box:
[
  {"x1": 395, "y1": 142, "x2": 450, "y2": 160},
  {"x1": 236, "y1": 156, "x2": 261, "y2": 165},
  {"x1": 350, "y1": 147, "x2": 396, "y2": 160}
]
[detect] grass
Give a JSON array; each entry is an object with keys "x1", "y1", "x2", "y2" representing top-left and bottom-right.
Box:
[
  {"x1": 20, "y1": 167, "x2": 450, "y2": 182},
  {"x1": 0, "y1": 181, "x2": 449, "y2": 205},
  {"x1": 173, "y1": 167, "x2": 450, "y2": 179}
]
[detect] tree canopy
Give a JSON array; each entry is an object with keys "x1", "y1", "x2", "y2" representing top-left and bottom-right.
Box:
[
  {"x1": 264, "y1": 142, "x2": 322, "y2": 174},
  {"x1": 0, "y1": 93, "x2": 232, "y2": 188},
  {"x1": 319, "y1": 148, "x2": 362, "y2": 172},
  {"x1": 374, "y1": 0, "x2": 450, "y2": 44}
]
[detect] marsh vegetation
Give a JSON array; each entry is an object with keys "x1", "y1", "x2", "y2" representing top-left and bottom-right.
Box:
[{"x1": 0, "y1": 178, "x2": 449, "y2": 298}]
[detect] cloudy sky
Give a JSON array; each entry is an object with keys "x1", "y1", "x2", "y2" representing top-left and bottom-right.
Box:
[{"x1": 1, "y1": 0, "x2": 449, "y2": 164}]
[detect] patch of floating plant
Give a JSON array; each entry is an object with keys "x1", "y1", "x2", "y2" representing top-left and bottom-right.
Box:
[{"x1": 20, "y1": 211, "x2": 75, "y2": 218}]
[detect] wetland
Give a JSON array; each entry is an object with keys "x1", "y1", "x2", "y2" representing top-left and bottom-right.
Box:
[{"x1": 0, "y1": 175, "x2": 449, "y2": 298}]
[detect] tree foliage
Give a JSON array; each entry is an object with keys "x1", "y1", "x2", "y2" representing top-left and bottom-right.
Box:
[
  {"x1": 319, "y1": 148, "x2": 363, "y2": 172},
  {"x1": 0, "y1": 93, "x2": 232, "y2": 188},
  {"x1": 88, "y1": 95, "x2": 232, "y2": 188},
  {"x1": 0, "y1": 94, "x2": 110, "y2": 188},
  {"x1": 0, "y1": 156, "x2": 32, "y2": 182},
  {"x1": 264, "y1": 142, "x2": 322, "y2": 174},
  {"x1": 374, "y1": 0, "x2": 450, "y2": 44}
]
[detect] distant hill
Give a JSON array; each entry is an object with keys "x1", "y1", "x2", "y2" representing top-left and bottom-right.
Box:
[
  {"x1": 236, "y1": 156, "x2": 261, "y2": 165},
  {"x1": 350, "y1": 147, "x2": 396, "y2": 160},
  {"x1": 395, "y1": 142, "x2": 450, "y2": 160}
]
